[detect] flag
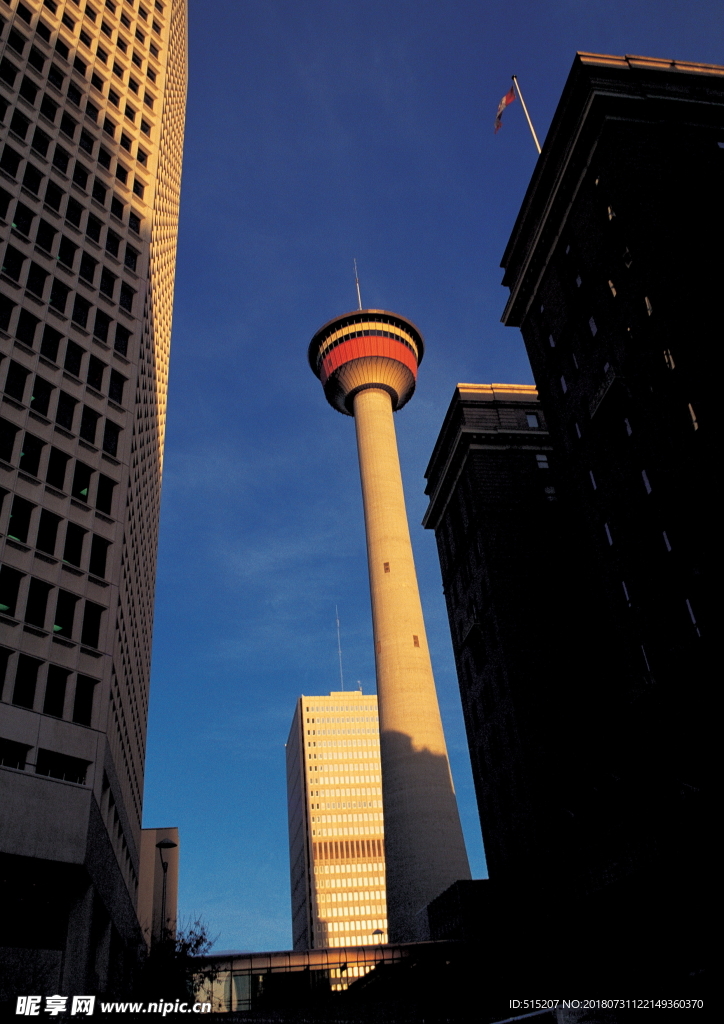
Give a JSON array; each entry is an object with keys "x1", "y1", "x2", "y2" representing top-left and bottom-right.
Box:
[{"x1": 494, "y1": 86, "x2": 516, "y2": 133}]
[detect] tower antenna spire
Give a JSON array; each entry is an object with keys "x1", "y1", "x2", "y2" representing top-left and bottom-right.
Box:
[
  {"x1": 353, "y1": 258, "x2": 363, "y2": 311},
  {"x1": 336, "y1": 605, "x2": 345, "y2": 690}
]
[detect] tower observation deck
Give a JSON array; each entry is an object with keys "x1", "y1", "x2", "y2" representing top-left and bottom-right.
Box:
[{"x1": 309, "y1": 310, "x2": 471, "y2": 942}]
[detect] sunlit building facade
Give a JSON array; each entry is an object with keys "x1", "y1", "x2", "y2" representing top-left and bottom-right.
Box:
[
  {"x1": 0, "y1": 0, "x2": 186, "y2": 998},
  {"x1": 286, "y1": 690, "x2": 388, "y2": 951}
]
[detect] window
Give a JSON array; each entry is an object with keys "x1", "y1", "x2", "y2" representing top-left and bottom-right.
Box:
[
  {"x1": 129, "y1": 210, "x2": 141, "y2": 233},
  {"x1": 80, "y1": 29, "x2": 92, "y2": 47},
  {"x1": 45, "y1": 180, "x2": 64, "y2": 212},
  {"x1": 44, "y1": 665, "x2": 70, "y2": 717},
  {"x1": 48, "y1": 64, "x2": 66, "y2": 89},
  {"x1": 87, "y1": 355, "x2": 106, "y2": 390},
  {"x1": 113, "y1": 61, "x2": 124, "y2": 79},
  {"x1": 62, "y1": 12, "x2": 76, "y2": 29},
  {"x1": 79, "y1": 405, "x2": 100, "y2": 443},
  {"x1": 103, "y1": 117, "x2": 116, "y2": 138},
  {"x1": 139, "y1": 5, "x2": 149, "y2": 19},
  {"x1": 72, "y1": 461, "x2": 93, "y2": 501},
  {"x1": 67, "y1": 82, "x2": 82, "y2": 106},
  {"x1": 79, "y1": 252, "x2": 98, "y2": 283},
  {"x1": 10, "y1": 110, "x2": 31, "y2": 140},
  {"x1": 102, "y1": 420, "x2": 120, "y2": 456},
  {"x1": 135, "y1": 29, "x2": 145, "y2": 43},
  {"x1": 86, "y1": 213, "x2": 103, "y2": 242},
  {"x1": 26, "y1": 262, "x2": 50, "y2": 298},
  {"x1": 100, "y1": 267, "x2": 117, "y2": 297},
  {"x1": 18, "y1": 162, "x2": 41, "y2": 196},
  {"x1": 72, "y1": 294, "x2": 91, "y2": 329},
  {"x1": 40, "y1": 325, "x2": 63, "y2": 362},
  {"x1": 108, "y1": 369, "x2": 125, "y2": 404},
  {"x1": 17, "y1": 4, "x2": 34, "y2": 24},
  {"x1": 91, "y1": 72, "x2": 104, "y2": 91},
  {"x1": 81, "y1": 601, "x2": 104, "y2": 648},
  {"x1": 32, "y1": 126, "x2": 52, "y2": 156},
  {"x1": 4, "y1": 361, "x2": 30, "y2": 402},
  {"x1": 2, "y1": 244, "x2": 26, "y2": 281},
  {"x1": 119, "y1": 283, "x2": 134, "y2": 312},
  {"x1": 78, "y1": 130, "x2": 95, "y2": 157},
  {"x1": 8, "y1": 30, "x2": 28, "y2": 57},
  {"x1": 140, "y1": 118, "x2": 150, "y2": 136},
  {"x1": 20, "y1": 76, "x2": 40, "y2": 103},
  {"x1": 124, "y1": 245, "x2": 138, "y2": 272},
  {"x1": 28, "y1": 46, "x2": 47, "y2": 72},
  {"x1": 120, "y1": 132, "x2": 132, "y2": 151},
  {"x1": 97, "y1": 47, "x2": 108, "y2": 64},
  {"x1": 30, "y1": 375, "x2": 54, "y2": 416},
  {"x1": 23, "y1": 582, "x2": 50, "y2": 636},
  {"x1": 0, "y1": 145, "x2": 22, "y2": 179},
  {"x1": 19, "y1": 433, "x2": 46, "y2": 477},
  {"x1": 525, "y1": 413, "x2": 539, "y2": 429},
  {"x1": 152, "y1": 20, "x2": 160, "y2": 34},
  {"x1": 40, "y1": 95, "x2": 59, "y2": 121},
  {"x1": 96, "y1": 474, "x2": 115, "y2": 514},
  {"x1": 58, "y1": 235, "x2": 79, "y2": 269},
  {"x1": 132, "y1": 178, "x2": 144, "y2": 199},
  {"x1": 101, "y1": 21, "x2": 113, "y2": 38},
  {"x1": 53, "y1": 589, "x2": 79, "y2": 638},
  {"x1": 55, "y1": 390, "x2": 78, "y2": 429},
  {"x1": 116, "y1": 37, "x2": 127, "y2": 54},
  {"x1": 115, "y1": 163, "x2": 128, "y2": 184},
  {"x1": 108, "y1": 88, "x2": 120, "y2": 106},
  {"x1": 114, "y1": 323, "x2": 130, "y2": 355},
  {"x1": 132, "y1": 51, "x2": 142, "y2": 68},
  {"x1": 0, "y1": 417, "x2": 20, "y2": 462},
  {"x1": 12, "y1": 655, "x2": 42, "y2": 708},
  {"x1": 86, "y1": 5, "x2": 98, "y2": 21},
  {"x1": 143, "y1": 90, "x2": 154, "y2": 110},
  {"x1": 92, "y1": 179, "x2": 107, "y2": 204},
  {"x1": 110, "y1": 195, "x2": 124, "y2": 218},
  {"x1": 45, "y1": 447, "x2": 70, "y2": 490},
  {"x1": 0, "y1": 565, "x2": 24, "y2": 615},
  {"x1": 0, "y1": 59, "x2": 20, "y2": 89},
  {"x1": 535, "y1": 454, "x2": 549, "y2": 470},
  {"x1": 146, "y1": 66, "x2": 156, "y2": 83},
  {"x1": 36, "y1": 748, "x2": 89, "y2": 784},
  {"x1": 52, "y1": 144, "x2": 71, "y2": 174},
  {"x1": 73, "y1": 675, "x2": 98, "y2": 724},
  {"x1": 0, "y1": 188, "x2": 10, "y2": 221},
  {"x1": 8, "y1": 495, "x2": 35, "y2": 543},
  {"x1": 136, "y1": 148, "x2": 147, "y2": 166},
  {"x1": 64, "y1": 340, "x2": 84, "y2": 377},
  {"x1": 16, "y1": 310, "x2": 41, "y2": 347},
  {"x1": 125, "y1": 104, "x2": 136, "y2": 122},
  {"x1": 93, "y1": 309, "x2": 112, "y2": 342},
  {"x1": 106, "y1": 0, "x2": 117, "y2": 11},
  {"x1": 12, "y1": 202, "x2": 35, "y2": 237},
  {"x1": 89, "y1": 535, "x2": 110, "y2": 577},
  {"x1": 63, "y1": 522, "x2": 87, "y2": 566},
  {"x1": 155, "y1": 1, "x2": 165, "y2": 10},
  {"x1": 73, "y1": 163, "x2": 90, "y2": 190},
  {"x1": 121, "y1": 13, "x2": 131, "y2": 28},
  {"x1": 98, "y1": 146, "x2": 112, "y2": 169},
  {"x1": 37, "y1": 507, "x2": 62, "y2": 557},
  {"x1": 0, "y1": 738, "x2": 30, "y2": 771}
]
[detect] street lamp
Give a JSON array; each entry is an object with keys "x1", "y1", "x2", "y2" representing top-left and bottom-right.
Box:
[{"x1": 156, "y1": 838, "x2": 178, "y2": 943}]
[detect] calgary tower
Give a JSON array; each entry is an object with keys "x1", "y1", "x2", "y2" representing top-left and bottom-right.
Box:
[{"x1": 308, "y1": 304, "x2": 470, "y2": 941}]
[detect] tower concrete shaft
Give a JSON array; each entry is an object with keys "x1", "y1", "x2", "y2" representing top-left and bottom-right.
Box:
[
  {"x1": 354, "y1": 387, "x2": 470, "y2": 940},
  {"x1": 308, "y1": 310, "x2": 470, "y2": 942}
]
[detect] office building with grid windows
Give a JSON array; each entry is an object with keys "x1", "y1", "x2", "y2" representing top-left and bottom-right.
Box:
[
  {"x1": 0, "y1": 0, "x2": 186, "y2": 999},
  {"x1": 286, "y1": 691, "x2": 388, "y2": 951}
]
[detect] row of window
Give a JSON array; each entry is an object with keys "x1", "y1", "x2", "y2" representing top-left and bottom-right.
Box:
[
  {"x1": 2, "y1": 249, "x2": 135, "y2": 329},
  {"x1": 2, "y1": 363, "x2": 122, "y2": 452},
  {"x1": 5, "y1": 332, "x2": 126, "y2": 402},
  {"x1": 0, "y1": 125, "x2": 143, "y2": 232},
  {"x1": 3, "y1": 307, "x2": 132, "y2": 373},
  {"x1": 0, "y1": 418, "x2": 119, "y2": 506},
  {"x1": 2, "y1": 491, "x2": 111, "y2": 576},
  {"x1": 0, "y1": 563, "x2": 105, "y2": 646},
  {"x1": 0, "y1": 735, "x2": 91, "y2": 784},
  {"x1": 0, "y1": 645, "x2": 98, "y2": 725},
  {"x1": 14, "y1": 0, "x2": 163, "y2": 63}
]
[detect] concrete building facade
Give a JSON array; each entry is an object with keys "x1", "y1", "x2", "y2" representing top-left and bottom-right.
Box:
[
  {"x1": 0, "y1": 0, "x2": 186, "y2": 999},
  {"x1": 286, "y1": 690, "x2": 388, "y2": 951},
  {"x1": 308, "y1": 311, "x2": 470, "y2": 943},
  {"x1": 423, "y1": 54, "x2": 717, "y2": 983}
]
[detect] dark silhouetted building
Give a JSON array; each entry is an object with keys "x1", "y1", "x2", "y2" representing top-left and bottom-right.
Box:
[
  {"x1": 424, "y1": 53, "x2": 717, "y2": 983},
  {"x1": 0, "y1": 0, "x2": 187, "y2": 1001}
]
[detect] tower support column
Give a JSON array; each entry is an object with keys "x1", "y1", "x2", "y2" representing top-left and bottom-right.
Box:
[{"x1": 353, "y1": 387, "x2": 470, "y2": 941}]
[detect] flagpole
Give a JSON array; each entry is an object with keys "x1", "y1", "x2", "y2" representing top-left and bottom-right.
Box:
[{"x1": 511, "y1": 75, "x2": 541, "y2": 155}]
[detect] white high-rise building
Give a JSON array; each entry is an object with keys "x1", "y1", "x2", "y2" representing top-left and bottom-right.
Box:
[{"x1": 286, "y1": 690, "x2": 388, "y2": 950}]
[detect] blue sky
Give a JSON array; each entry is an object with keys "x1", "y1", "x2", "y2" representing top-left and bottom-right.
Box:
[{"x1": 141, "y1": 0, "x2": 722, "y2": 952}]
